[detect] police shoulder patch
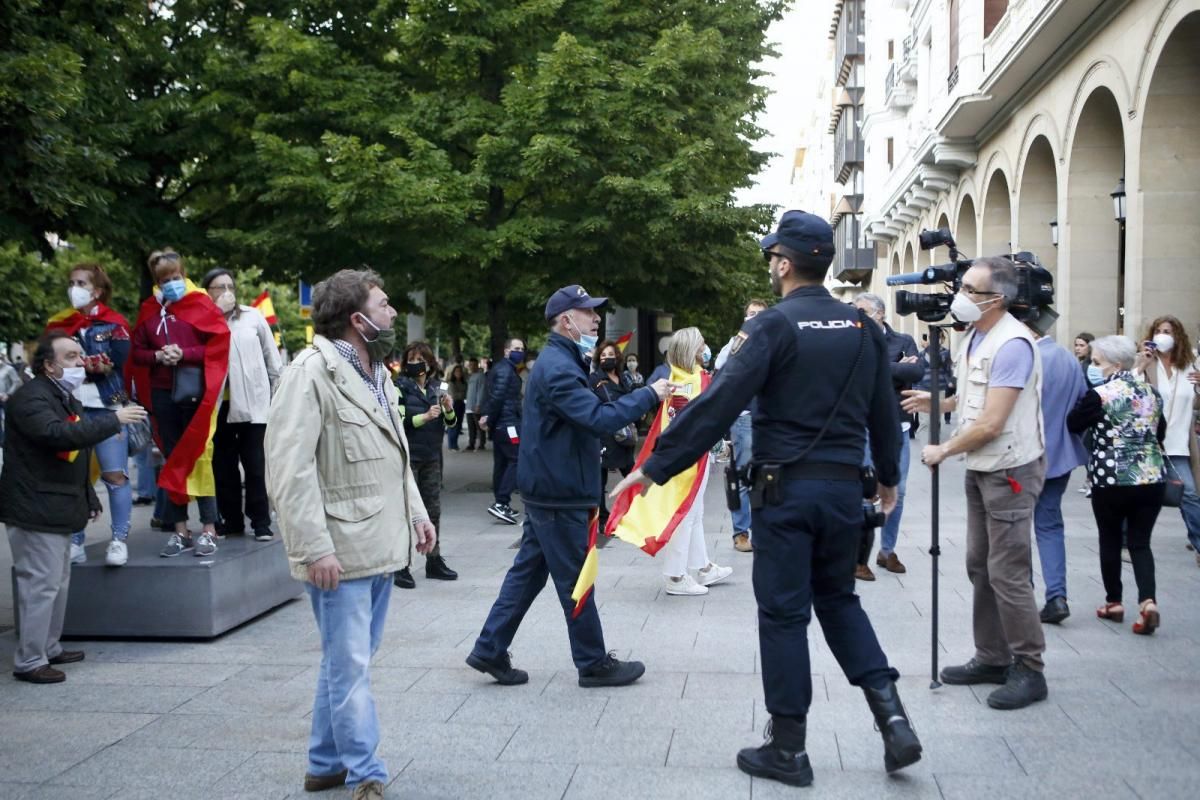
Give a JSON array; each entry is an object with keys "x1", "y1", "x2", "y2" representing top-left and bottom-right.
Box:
[{"x1": 729, "y1": 330, "x2": 750, "y2": 356}]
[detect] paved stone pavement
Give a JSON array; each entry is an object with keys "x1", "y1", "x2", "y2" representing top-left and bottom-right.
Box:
[{"x1": 1, "y1": 429, "x2": 1199, "y2": 799}]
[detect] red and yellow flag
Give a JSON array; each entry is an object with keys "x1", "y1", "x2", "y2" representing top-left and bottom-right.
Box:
[
  {"x1": 614, "y1": 331, "x2": 634, "y2": 353},
  {"x1": 569, "y1": 509, "x2": 602, "y2": 619},
  {"x1": 605, "y1": 364, "x2": 710, "y2": 554},
  {"x1": 252, "y1": 290, "x2": 278, "y2": 326}
]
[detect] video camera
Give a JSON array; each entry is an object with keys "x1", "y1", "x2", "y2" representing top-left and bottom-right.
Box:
[{"x1": 884, "y1": 228, "x2": 1056, "y2": 328}]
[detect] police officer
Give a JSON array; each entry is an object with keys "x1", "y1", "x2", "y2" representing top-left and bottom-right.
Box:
[{"x1": 612, "y1": 211, "x2": 922, "y2": 787}]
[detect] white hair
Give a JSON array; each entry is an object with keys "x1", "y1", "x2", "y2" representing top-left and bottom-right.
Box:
[
  {"x1": 1091, "y1": 335, "x2": 1137, "y2": 371},
  {"x1": 854, "y1": 292, "x2": 886, "y2": 315}
]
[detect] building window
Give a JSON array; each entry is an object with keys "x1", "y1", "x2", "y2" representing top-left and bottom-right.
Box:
[
  {"x1": 887, "y1": 39, "x2": 894, "y2": 61},
  {"x1": 949, "y1": 0, "x2": 960, "y2": 74},
  {"x1": 984, "y1": 0, "x2": 1009, "y2": 37},
  {"x1": 886, "y1": 137, "x2": 894, "y2": 170}
]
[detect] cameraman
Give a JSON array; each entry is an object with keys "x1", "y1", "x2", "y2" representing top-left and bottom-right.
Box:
[
  {"x1": 902, "y1": 256, "x2": 1048, "y2": 711},
  {"x1": 612, "y1": 211, "x2": 921, "y2": 787}
]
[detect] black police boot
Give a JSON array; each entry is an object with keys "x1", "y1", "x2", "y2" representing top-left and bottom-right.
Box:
[
  {"x1": 862, "y1": 682, "x2": 923, "y2": 773},
  {"x1": 425, "y1": 555, "x2": 457, "y2": 581},
  {"x1": 736, "y1": 715, "x2": 813, "y2": 787},
  {"x1": 393, "y1": 567, "x2": 416, "y2": 589}
]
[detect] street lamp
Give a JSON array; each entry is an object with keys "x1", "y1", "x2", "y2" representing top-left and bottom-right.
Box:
[
  {"x1": 1048, "y1": 218, "x2": 1059, "y2": 248},
  {"x1": 1111, "y1": 177, "x2": 1127, "y2": 332}
]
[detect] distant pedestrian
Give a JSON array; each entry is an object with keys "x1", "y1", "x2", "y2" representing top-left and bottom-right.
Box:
[
  {"x1": 464, "y1": 357, "x2": 488, "y2": 451},
  {"x1": 445, "y1": 363, "x2": 468, "y2": 451},
  {"x1": 482, "y1": 338, "x2": 524, "y2": 524}
]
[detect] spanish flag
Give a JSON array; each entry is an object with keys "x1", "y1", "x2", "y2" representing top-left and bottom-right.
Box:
[
  {"x1": 252, "y1": 290, "x2": 278, "y2": 326},
  {"x1": 605, "y1": 364, "x2": 710, "y2": 554},
  {"x1": 126, "y1": 280, "x2": 230, "y2": 505},
  {"x1": 614, "y1": 331, "x2": 634, "y2": 353},
  {"x1": 569, "y1": 509, "x2": 602, "y2": 619}
]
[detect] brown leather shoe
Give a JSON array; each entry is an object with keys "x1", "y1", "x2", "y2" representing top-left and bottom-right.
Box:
[
  {"x1": 13, "y1": 665, "x2": 65, "y2": 684},
  {"x1": 883, "y1": 553, "x2": 907, "y2": 574},
  {"x1": 303, "y1": 769, "x2": 348, "y2": 792},
  {"x1": 854, "y1": 564, "x2": 876, "y2": 581},
  {"x1": 49, "y1": 650, "x2": 85, "y2": 665},
  {"x1": 733, "y1": 532, "x2": 752, "y2": 552},
  {"x1": 351, "y1": 780, "x2": 385, "y2": 800}
]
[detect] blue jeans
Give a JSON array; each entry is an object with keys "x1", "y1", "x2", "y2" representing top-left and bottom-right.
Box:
[
  {"x1": 133, "y1": 444, "x2": 156, "y2": 499},
  {"x1": 1169, "y1": 455, "x2": 1200, "y2": 550},
  {"x1": 878, "y1": 431, "x2": 909, "y2": 555},
  {"x1": 730, "y1": 414, "x2": 753, "y2": 536},
  {"x1": 1033, "y1": 473, "x2": 1071, "y2": 602},
  {"x1": 71, "y1": 409, "x2": 132, "y2": 546},
  {"x1": 472, "y1": 505, "x2": 606, "y2": 671},
  {"x1": 306, "y1": 574, "x2": 391, "y2": 787}
]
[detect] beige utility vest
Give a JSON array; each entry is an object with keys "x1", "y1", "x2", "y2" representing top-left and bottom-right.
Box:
[{"x1": 953, "y1": 313, "x2": 1045, "y2": 472}]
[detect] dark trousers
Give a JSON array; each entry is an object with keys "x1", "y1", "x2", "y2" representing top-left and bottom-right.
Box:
[
  {"x1": 1092, "y1": 484, "x2": 1163, "y2": 604},
  {"x1": 212, "y1": 403, "x2": 269, "y2": 532},
  {"x1": 151, "y1": 389, "x2": 217, "y2": 527},
  {"x1": 753, "y1": 478, "x2": 897, "y2": 718},
  {"x1": 412, "y1": 457, "x2": 442, "y2": 559},
  {"x1": 597, "y1": 465, "x2": 632, "y2": 529},
  {"x1": 467, "y1": 414, "x2": 487, "y2": 448},
  {"x1": 471, "y1": 505, "x2": 606, "y2": 670},
  {"x1": 492, "y1": 436, "x2": 519, "y2": 505}
]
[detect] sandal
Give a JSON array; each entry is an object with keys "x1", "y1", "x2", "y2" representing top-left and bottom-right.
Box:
[
  {"x1": 1096, "y1": 602, "x2": 1124, "y2": 622},
  {"x1": 1132, "y1": 599, "x2": 1159, "y2": 635}
]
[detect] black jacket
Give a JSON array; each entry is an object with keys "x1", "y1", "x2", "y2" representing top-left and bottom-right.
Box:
[
  {"x1": 643, "y1": 285, "x2": 901, "y2": 488},
  {"x1": 591, "y1": 370, "x2": 637, "y2": 472},
  {"x1": 0, "y1": 375, "x2": 121, "y2": 533},
  {"x1": 485, "y1": 357, "x2": 523, "y2": 431},
  {"x1": 518, "y1": 333, "x2": 659, "y2": 508},
  {"x1": 882, "y1": 324, "x2": 922, "y2": 418},
  {"x1": 396, "y1": 376, "x2": 448, "y2": 463}
]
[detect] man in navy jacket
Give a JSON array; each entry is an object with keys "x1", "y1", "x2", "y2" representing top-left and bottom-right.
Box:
[
  {"x1": 482, "y1": 338, "x2": 525, "y2": 524},
  {"x1": 467, "y1": 285, "x2": 669, "y2": 688}
]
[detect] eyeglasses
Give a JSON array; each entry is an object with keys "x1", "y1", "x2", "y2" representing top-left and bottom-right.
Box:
[
  {"x1": 762, "y1": 251, "x2": 783, "y2": 263},
  {"x1": 150, "y1": 252, "x2": 180, "y2": 267},
  {"x1": 960, "y1": 287, "x2": 999, "y2": 298}
]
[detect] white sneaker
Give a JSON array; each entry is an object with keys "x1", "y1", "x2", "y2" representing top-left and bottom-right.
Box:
[
  {"x1": 698, "y1": 562, "x2": 733, "y2": 587},
  {"x1": 69, "y1": 543, "x2": 86, "y2": 565},
  {"x1": 105, "y1": 540, "x2": 128, "y2": 567},
  {"x1": 664, "y1": 574, "x2": 708, "y2": 596}
]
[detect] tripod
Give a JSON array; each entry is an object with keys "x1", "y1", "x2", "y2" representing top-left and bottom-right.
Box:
[{"x1": 924, "y1": 323, "x2": 954, "y2": 690}]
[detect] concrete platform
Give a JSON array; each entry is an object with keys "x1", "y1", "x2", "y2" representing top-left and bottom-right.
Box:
[{"x1": 14, "y1": 534, "x2": 302, "y2": 639}]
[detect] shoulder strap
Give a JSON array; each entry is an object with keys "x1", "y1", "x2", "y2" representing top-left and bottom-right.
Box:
[{"x1": 789, "y1": 308, "x2": 870, "y2": 465}]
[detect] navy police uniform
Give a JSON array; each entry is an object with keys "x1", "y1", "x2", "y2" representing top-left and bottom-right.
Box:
[{"x1": 642, "y1": 282, "x2": 902, "y2": 717}]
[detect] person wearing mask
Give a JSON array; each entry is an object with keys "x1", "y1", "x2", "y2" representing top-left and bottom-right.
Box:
[
  {"x1": 464, "y1": 357, "x2": 488, "y2": 451},
  {"x1": 128, "y1": 249, "x2": 230, "y2": 559},
  {"x1": 44, "y1": 263, "x2": 135, "y2": 567},
  {"x1": 445, "y1": 363, "x2": 468, "y2": 451},
  {"x1": 266, "y1": 269, "x2": 435, "y2": 799},
  {"x1": 1133, "y1": 315, "x2": 1200, "y2": 565},
  {"x1": 903, "y1": 257, "x2": 1048, "y2": 711},
  {"x1": 852, "y1": 293, "x2": 921, "y2": 578},
  {"x1": 1027, "y1": 318, "x2": 1088, "y2": 624},
  {"x1": 467, "y1": 285, "x2": 669, "y2": 688},
  {"x1": 715, "y1": 299, "x2": 769, "y2": 553},
  {"x1": 1, "y1": 331, "x2": 147, "y2": 683},
  {"x1": 1068, "y1": 336, "x2": 1166, "y2": 634},
  {"x1": 622, "y1": 352, "x2": 645, "y2": 392},
  {"x1": 591, "y1": 341, "x2": 637, "y2": 537},
  {"x1": 612, "y1": 211, "x2": 919, "y2": 785},
  {"x1": 392, "y1": 341, "x2": 457, "y2": 588},
  {"x1": 1074, "y1": 332, "x2": 1095, "y2": 382},
  {"x1": 201, "y1": 269, "x2": 281, "y2": 541},
  {"x1": 482, "y1": 338, "x2": 524, "y2": 525}
]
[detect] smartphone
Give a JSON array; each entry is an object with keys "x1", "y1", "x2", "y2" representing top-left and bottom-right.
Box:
[
  {"x1": 1144, "y1": 340, "x2": 1157, "y2": 352},
  {"x1": 439, "y1": 381, "x2": 449, "y2": 392}
]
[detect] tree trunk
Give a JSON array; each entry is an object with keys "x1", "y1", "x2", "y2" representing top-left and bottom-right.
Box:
[{"x1": 487, "y1": 291, "x2": 508, "y2": 361}]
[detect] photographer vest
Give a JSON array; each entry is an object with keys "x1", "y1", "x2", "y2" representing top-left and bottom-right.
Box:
[{"x1": 953, "y1": 312, "x2": 1045, "y2": 472}]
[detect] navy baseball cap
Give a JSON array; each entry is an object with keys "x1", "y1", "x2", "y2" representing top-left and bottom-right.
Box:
[
  {"x1": 760, "y1": 210, "x2": 836, "y2": 258},
  {"x1": 544, "y1": 284, "x2": 607, "y2": 321}
]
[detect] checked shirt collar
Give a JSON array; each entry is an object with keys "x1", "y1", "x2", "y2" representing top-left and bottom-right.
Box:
[{"x1": 332, "y1": 339, "x2": 390, "y2": 412}]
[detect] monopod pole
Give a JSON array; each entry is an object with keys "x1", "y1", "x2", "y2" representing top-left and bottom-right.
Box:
[{"x1": 928, "y1": 324, "x2": 946, "y2": 689}]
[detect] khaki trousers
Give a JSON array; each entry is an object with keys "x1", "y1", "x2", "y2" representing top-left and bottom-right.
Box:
[
  {"x1": 964, "y1": 457, "x2": 1047, "y2": 671},
  {"x1": 7, "y1": 526, "x2": 72, "y2": 673}
]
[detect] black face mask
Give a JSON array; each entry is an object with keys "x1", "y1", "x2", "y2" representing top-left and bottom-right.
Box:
[
  {"x1": 599, "y1": 357, "x2": 618, "y2": 372},
  {"x1": 404, "y1": 362, "x2": 427, "y2": 379}
]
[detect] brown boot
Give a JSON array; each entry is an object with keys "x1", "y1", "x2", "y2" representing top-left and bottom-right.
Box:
[
  {"x1": 854, "y1": 564, "x2": 876, "y2": 581},
  {"x1": 733, "y1": 532, "x2": 752, "y2": 552},
  {"x1": 883, "y1": 553, "x2": 906, "y2": 574}
]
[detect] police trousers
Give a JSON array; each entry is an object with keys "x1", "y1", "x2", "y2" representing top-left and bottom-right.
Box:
[{"x1": 753, "y1": 477, "x2": 898, "y2": 718}]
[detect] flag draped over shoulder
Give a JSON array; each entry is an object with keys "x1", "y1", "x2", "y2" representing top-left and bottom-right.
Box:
[
  {"x1": 46, "y1": 303, "x2": 131, "y2": 337},
  {"x1": 605, "y1": 364, "x2": 710, "y2": 554},
  {"x1": 125, "y1": 281, "x2": 230, "y2": 505}
]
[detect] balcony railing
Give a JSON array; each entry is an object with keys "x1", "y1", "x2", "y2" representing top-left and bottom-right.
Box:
[
  {"x1": 833, "y1": 106, "x2": 864, "y2": 185},
  {"x1": 834, "y1": 0, "x2": 865, "y2": 85},
  {"x1": 885, "y1": 63, "x2": 896, "y2": 98},
  {"x1": 947, "y1": 64, "x2": 959, "y2": 92}
]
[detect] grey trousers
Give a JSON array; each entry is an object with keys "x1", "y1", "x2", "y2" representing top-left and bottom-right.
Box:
[
  {"x1": 964, "y1": 457, "x2": 1047, "y2": 671},
  {"x1": 7, "y1": 526, "x2": 72, "y2": 673}
]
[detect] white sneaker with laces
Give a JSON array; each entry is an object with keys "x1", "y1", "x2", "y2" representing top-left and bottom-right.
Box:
[
  {"x1": 105, "y1": 540, "x2": 128, "y2": 567},
  {"x1": 698, "y1": 562, "x2": 733, "y2": 587},
  {"x1": 664, "y1": 574, "x2": 708, "y2": 596},
  {"x1": 69, "y1": 543, "x2": 86, "y2": 565}
]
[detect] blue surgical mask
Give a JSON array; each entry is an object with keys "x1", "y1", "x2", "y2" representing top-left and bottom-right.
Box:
[
  {"x1": 566, "y1": 316, "x2": 597, "y2": 357},
  {"x1": 701, "y1": 346, "x2": 712, "y2": 364},
  {"x1": 1086, "y1": 364, "x2": 1105, "y2": 385},
  {"x1": 160, "y1": 279, "x2": 187, "y2": 303}
]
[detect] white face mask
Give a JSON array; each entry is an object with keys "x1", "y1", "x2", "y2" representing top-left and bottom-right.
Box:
[
  {"x1": 58, "y1": 366, "x2": 86, "y2": 392},
  {"x1": 950, "y1": 292, "x2": 986, "y2": 323},
  {"x1": 68, "y1": 286, "x2": 93, "y2": 310},
  {"x1": 1153, "y1": 333, "x2": 1175, "y2": 353},
  {"x1": 216, "y1": 291, "x2": 237, "y2": 314}
]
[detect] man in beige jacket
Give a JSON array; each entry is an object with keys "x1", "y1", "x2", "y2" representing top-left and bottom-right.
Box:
[{"x1": 266, "y1": 269, "x2": 435, "y2": 800}]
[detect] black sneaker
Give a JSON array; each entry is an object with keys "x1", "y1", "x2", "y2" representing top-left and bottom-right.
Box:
[
  {"x1": 487, "y1": 503, "x2": 518, "y2": 525},
  {"x1": 578, "y1": 652, "x2": 645, "y2": 688},
  {"x1": 425, "y1": 555, "x2": 458, "y2": 581},
  {"x1": 939, "y1": 658, "x2": 1010, "y2": 685},
  {"x1": 466, "y1": 651, "x2": 529, "y2": 685},
  {"x1": 393, "y1": 567, "x2": 416, "y2": 589},
  {"x1": 986, "y1": 662, "x2": 1048, "y2": 710},
  {"x1": 253, "y1": 528, "x2": 274, "y2": 542},
  {"x1": 1040, "y1": 596, "x2": 1070, "y2": 625},
  {"x1": 736, "y1": 717, "x2": 813, "y2": 787}
]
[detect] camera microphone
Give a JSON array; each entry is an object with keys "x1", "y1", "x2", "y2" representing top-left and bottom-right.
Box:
[{"x1": 885, "y1": 271, "x2": 932, "y2": 287}]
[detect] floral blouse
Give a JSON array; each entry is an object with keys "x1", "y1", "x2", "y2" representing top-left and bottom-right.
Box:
[{"x1": 1066, "y1": 370, "x2": 1167, "y2": 487}]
